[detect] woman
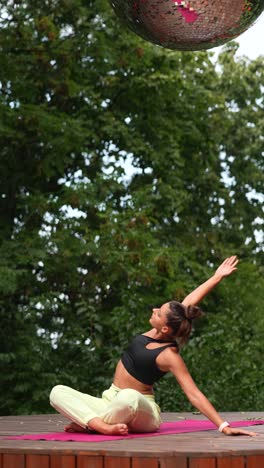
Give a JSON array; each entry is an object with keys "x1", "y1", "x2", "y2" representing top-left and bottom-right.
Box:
[{"x1": 50, "y1": 256, "x2": 257, "y2": 437}]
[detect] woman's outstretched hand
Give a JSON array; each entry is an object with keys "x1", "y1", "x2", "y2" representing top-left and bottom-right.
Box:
[
  {"x1": 222, "y1": 426, "x2": 258, "y2": 436},
  {"x1": 181, "y1": 255, "x2": 239, "y2": 307},
  {"x1": 214, "y1": 256, "x2": 239, "y2": 280}
]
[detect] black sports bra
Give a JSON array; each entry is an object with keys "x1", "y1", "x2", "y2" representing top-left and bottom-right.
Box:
[{"x1": 121, "y1": 334, "x2": 178, "y2": 385}]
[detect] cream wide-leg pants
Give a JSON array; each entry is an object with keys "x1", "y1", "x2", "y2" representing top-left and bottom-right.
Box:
[{"x1": 50, "y1": 383, "x2": 162, "y2": 433}]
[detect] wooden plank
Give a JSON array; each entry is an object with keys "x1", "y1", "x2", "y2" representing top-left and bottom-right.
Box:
[
  {"x1": 0, "y1": 412, "x2": 263, "y2": 461},
  {"x1": 104, "y1": 457, "x2": 130, "y2": 468},
  {"x1": 247, "y1": 455, "x2": 264, "y2": 468},
  {"x1": 50, "y1": 455, "x2": 76, "y2": 468},
  {"x1": 217, "y1": 458, "x2": 244, "y2": 468},
  {"x1": 189, "y1": 458, "x2": 216, "y2": 468},
  {"x1": 132, "y1": 458, "x2": 158, "y2": 468},
  {"x1": 26, "y1": 455, "x2": 49, "y2": 468},
  {"x1": 160, "y1": 456, "x2": 188, "y2": 468},
  {"x1": 2, "y1": 454, "x2": 25, "y2": 468},
  {"x1": 77, "y1": 456, "x2": 103, "y2": 468}
]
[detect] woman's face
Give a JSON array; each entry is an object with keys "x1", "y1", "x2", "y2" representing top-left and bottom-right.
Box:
[{"x1": 149, "y1": 302, "x2": 170, "y2": 330}]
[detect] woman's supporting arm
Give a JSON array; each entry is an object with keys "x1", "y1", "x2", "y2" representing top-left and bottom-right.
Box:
[{"x1": 167, "y1": 351, "x2": 257, "y2": 436}]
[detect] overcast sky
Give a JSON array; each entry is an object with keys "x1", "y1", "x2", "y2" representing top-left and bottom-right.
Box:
[{"x1": 214, "y1": 12, "x2": 264, "y2": 59}]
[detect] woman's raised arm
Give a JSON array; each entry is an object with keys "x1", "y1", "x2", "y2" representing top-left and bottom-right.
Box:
[{"x1": 182, "y1": 256, "x2": 239, "y2": 307}]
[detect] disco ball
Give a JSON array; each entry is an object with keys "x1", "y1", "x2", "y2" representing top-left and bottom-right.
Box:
[{"x1": 109, "y1": 0, "x2": 264, "y2": 51}]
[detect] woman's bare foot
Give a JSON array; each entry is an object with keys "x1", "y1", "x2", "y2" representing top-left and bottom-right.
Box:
[
  {"x1": 107, "y1": 423, "x2": 128, "y2": 435},
  {"x1": 88, "y1": 417, "x2": 129, "y2": 435},
  {"x1": 64, "y1": 422, "x2": 88, "y2": 433}
]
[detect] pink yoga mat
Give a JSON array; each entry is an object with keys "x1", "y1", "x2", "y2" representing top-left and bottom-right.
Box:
[{"x1": 4, "y1": 420, "x2": 264, "y2": 442}]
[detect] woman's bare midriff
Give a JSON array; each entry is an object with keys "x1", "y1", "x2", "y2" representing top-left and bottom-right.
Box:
[{"x1": 113, "y1": 360, "x2": 154, "y2": 395}]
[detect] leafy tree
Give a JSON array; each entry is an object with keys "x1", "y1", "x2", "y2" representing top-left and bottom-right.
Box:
[{"x1": 0, "y1": 0, "x2": 263, "y2": 415}]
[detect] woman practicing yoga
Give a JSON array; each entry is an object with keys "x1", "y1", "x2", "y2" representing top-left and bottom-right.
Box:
[{"x1": 50, "y1": 256, "x2": 257, "y2": 437}]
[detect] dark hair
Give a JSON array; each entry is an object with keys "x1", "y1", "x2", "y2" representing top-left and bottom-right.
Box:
[{"x1": 166, "y1": 301, "x2": 204, "y2": 347}]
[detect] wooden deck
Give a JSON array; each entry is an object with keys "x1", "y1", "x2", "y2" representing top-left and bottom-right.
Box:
[{"x1": 0, "y1": 412, "x2": 264, "y2": 467}]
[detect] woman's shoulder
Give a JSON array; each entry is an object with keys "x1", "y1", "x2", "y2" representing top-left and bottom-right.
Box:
[{"x1": 156, "y1": 345, "x2": 180, "y2": 372}]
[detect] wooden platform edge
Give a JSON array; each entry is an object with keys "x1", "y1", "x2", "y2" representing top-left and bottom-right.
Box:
[{"x1": 1, "y1": 453, "x2": 264, "y2": 468}]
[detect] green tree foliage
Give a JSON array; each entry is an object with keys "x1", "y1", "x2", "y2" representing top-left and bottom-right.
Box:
[{"x1": 0, "y1": 0, "x2": 263, "y2": 415}]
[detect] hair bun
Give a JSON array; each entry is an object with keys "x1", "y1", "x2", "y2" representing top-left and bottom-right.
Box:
[{"x1": 185, "y1": 304, "x2": 204, "y2": 321}]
